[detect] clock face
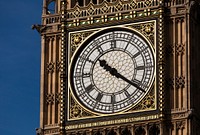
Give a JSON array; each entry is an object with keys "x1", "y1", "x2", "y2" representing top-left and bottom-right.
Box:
[{"x1": 69, "y1": 28, "x2": 155, "y2": 114}]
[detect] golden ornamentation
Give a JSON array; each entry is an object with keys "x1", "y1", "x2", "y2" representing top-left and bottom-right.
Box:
[
  {"x1": 101, "y1": 3, "x2": 110, "y2": 13},
  {"x1": 69, "y1": 92, "x2": 96, "y2": 119},
  {"x1": 130, "y1": 22, "x2": 155, "y2": 45},
  {"x1": 68, "y1": 20, "x2": 157, "y2": 120},
  {"x1": 87, "y1": 5, "x2": 95, "y2": 15},
  {"x1": 66, "y1": 115, "x2": 159, "y2": 130},
  {"x1": 129, "y1": 1, "x2": 137, "y2": 9},
  {"x1": 129, "y1": 87, "x2": 155, "y2": 111},
  {"x1": 144, "y1": 0, "x2": 153, "y2": 7},
  {"x1": 66, "y1": 0, "x2": 159, "y2": 27},
  {"x1": 115, "y1": 1, "x2": 123, "y2": 11},
  {"x1": 70, "y1": 30, "x2": 97, "y2": 56}
]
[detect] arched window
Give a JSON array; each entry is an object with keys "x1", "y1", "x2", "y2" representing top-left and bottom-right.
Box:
[
  {"x1": 121, "y1": 127, "x2": 132, "y2": 135},
  {"x1": 106, "y1": 129, "x2": 117, "y2": 135},
  {"x1": 149, "y1": 125, "x2": 160, "y2": 135},
  {"x1": 47, "y1": 0, "x2": 56, "y2": 14},
  {"x1": 93, "y1": 130, "x2": 102, "y2": 135},
  {"x1": 135, "y1": 127, "x2": 146, "y2": 135}
]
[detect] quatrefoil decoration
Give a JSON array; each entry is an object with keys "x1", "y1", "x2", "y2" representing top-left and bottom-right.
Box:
[
  {"x1": 73, "y1": 8, "x2": 81, "y2": 17},
  {"x1": 129, "y1": 1, "x2": 137, "y2": 9},
  {"x1": 115, "y1": 2, "x2": 123, "y2": 11},
  {"x1": 87, "y1": 6, "x2": 95, "y2": 15}
]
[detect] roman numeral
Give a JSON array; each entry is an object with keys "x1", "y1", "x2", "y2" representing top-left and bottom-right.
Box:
[
  {"x1": 96, "y1": 93, "x2": 103, "y2": 101},
  {"x1": 85, "y1": 84, "x2": 94, "y2": 93},
  {"x1": 135, "y1": 66, "x2": 145, "y2": 70},
  {"x1": 83, "y1": 73, "x2": 91, "y2": 78},
  {"x1": 97, "y1": 46, "x2": 103, "y2": 54},
  {"x1": 124, "y1": 91, "x2": 131, "y2": 97},
  {"x1": 135, "y1": 65, "x2": 154, "y2": 70},
  {"x1": 111, "y1": 95, "x2": 116, "y2": 104},
  {"x1": 132, "y1": 47, "x2": 148, "y2": 58},
  {"x1": 110, "y1": 40, "x2": 116, "y2": 49}
]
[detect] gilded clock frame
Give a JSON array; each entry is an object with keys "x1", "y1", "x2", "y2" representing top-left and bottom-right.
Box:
[{"x1": 67, "y1": 20, "x2": 157, "y2": 121}]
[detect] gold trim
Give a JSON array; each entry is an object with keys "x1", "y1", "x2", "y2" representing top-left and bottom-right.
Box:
[
  {"x1": 68, "y1": 20, "x2": 157, "y2": 121},
  {"x1": 66, "y1": 114, "x2": 159, "y2": 130}
]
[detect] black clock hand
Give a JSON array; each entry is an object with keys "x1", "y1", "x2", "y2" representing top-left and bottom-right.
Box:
[{"x1": 99, "y1": 59, "x2": 145, "y2": 92}]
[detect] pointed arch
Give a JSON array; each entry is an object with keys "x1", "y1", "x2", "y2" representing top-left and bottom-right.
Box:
[{"x1": 135, "y1": 126, "x2": 146, "y2": 135}]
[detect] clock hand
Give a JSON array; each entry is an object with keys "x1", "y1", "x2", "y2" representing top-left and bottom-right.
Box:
[{"x1": 98, "y1": 59, "x2": 145, "y2": 92}]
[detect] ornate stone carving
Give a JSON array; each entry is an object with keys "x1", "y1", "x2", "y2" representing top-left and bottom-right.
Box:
[
  {"x1": 46, "y1": 93, "x2": 54, "y2": 104},
  {"x1": 47, "y1": 62, "x2": 55, "y2": 73},
  {"x1": 120, "y1": 126, "x2": 131, "y2": 135},
  {"x1": 66, "y1": 0, "x2": 160, "y2": 27},
  {"x1": 167, "y1": 76, "x2": 185, "y2": 89},
  {"x1": 175, "y1": 43, "x2": 185, "y2": 55},
  {"x1": 55, "y1": 92, "x2": 61, "y2": 103},
  {"x1": 175, "y1": 76, "x2": 185, "y2": 89},
  {"x1": 106, "y1": 128, "x2": 117, "y2": 135},
  {"x1": 176, "y1": 121, "x2": 185, "y2": 130},
  {"x1": 44, "y1": 128, "x2": 60, "y2": 134},
  {"x1": 134, "y1": 126, "x2": 146, "y2": 135},
  {"x1": 56, "y1": 61, "x2": 62, "y2": 72}
]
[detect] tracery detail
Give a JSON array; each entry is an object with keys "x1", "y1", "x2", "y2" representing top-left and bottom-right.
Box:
[{"x1": 46, "y1": 93, "x2": 54, "y2": 104}]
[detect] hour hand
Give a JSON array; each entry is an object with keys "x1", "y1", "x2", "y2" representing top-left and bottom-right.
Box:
[{"x1": 98, "y1": 59, "x2": 145, "y2": 92}]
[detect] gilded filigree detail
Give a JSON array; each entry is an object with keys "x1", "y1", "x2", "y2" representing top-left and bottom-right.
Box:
[
  {"x1": 70, "y1": 30, "x2": 96, "y2": 56},
  {"x1": 130, "y1": 22, "x2": 155, "y2": 45},
  {"x1": 87, "y1": 5, "x2": 96, "y2": 16},
  {"x1": 66, "y1": 0, "x2": 159, "y2": 27},
  {"x1": 129, "y1": 87, "x2": 155, "y2": 111},
  {"x1": 144, "y1": 0, "x2": 153, "y2": 7},
  {"x1": 73, "y1": 7, "x2": 81, "y2": 18},
  {"x1": 114, "y1": 1, "x2": 124, "y2": 11},
  {"x1": 136, "y1": 95, "x2": 155, "y2": 110},
  {"x1": 69, "y1": 92, "x2": 96, "y2": 119},
  {"x1": 101, "y1": 3, "x2": 110, "y2": 13},
  {"x1": 129, "y1": 1, "x2": 137, "y2": 9}
]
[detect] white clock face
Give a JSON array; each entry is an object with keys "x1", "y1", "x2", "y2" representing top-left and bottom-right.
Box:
[{"x1": 70, "y1": 28, "x2": 155, "y2": 114}]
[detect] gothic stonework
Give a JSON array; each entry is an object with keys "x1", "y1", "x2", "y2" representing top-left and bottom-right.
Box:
[{"x1": 36, "y1": 0, "x2": 200, "y2": 135}]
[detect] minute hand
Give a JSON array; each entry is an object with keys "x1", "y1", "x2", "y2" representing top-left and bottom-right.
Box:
[
  {"x1": 99, "y1": 59, "x2": 145, "y2": 93},
  {"x1": 116, "y1": 73, "x2": 145, "y2": 93}
]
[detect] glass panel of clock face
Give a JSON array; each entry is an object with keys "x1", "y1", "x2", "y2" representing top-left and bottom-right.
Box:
[{"x1": 71, "y1": 29, "x2": 155, "y2": 114}]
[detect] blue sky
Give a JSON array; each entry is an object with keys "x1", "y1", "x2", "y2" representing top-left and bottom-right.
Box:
[{"x1": 0, "y1": 0, "x2": 42, "y2": 134}]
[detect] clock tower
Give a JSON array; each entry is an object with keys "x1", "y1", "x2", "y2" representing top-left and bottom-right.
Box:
[{"x1": 34, "y1": 0, "x2": 200, "y2": 135}]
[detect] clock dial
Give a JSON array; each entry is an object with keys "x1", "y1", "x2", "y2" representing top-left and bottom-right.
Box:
[{"x1": 70, "y1": 28, "x2": 155, "y2": 114}]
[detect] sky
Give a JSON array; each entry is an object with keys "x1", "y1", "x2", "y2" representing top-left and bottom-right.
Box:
[{"x1": 0, "y1": 0, "x2": 42, "y2": 135}]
